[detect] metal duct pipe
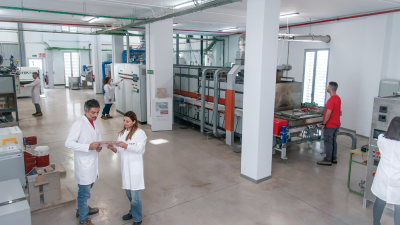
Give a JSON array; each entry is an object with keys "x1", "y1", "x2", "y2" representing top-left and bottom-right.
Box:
[
  {"x1": 213, "y1": 68, "x2": 230, "y2": 137},
  {"x1": 200, "y1": 68, "x2": 214, "y2": 134},
  {"x1": 278, "y1": 34, "x2": 331, "y2": 43},
  {"x1": 126, "y1": 32, "x2": 130, "y2": 63}
]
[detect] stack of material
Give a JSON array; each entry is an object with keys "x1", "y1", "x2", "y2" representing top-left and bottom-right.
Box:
[{"x1": 27, "y1": 165, "x2": 61, "y2": 207}]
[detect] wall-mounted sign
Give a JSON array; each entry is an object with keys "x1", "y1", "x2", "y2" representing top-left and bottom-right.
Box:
[
  {"x1": 32, "y1": 55, "x2": 37, "y2": 57},
  {"x1": 38, "y1": 53, "x2": 45, "y2": 58}
]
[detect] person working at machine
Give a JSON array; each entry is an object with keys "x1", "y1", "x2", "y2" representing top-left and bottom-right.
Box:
[
  {"x1": 371, "y1": 117, "x2": 400, "y2": 225},
  {"x1": 317, "y1": 82, "x2": 341, "y2": 166},
  {"x1": 65, "y1": 99, "x2": 102, "y2": 225},
  {"x1": 101, "y1": 77, "x2": 124, "y2": 120},
  {"x1": 107, "y1": 111, "x2": 147, "y2": 225},
  {"x1": 20, "y1": 72, "x2": 42, "y2": 117}
]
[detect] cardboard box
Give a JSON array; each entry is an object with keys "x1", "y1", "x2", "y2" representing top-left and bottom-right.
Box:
[
  {"x1": 82, "y1": 80, "x2": 87, "y2": 87},
  {"x1": 157, "y1": 88, "x2": 167, "y2": 98},
  {"x1": 276, "y1": 71, "x2": 282, "y2": 83}
]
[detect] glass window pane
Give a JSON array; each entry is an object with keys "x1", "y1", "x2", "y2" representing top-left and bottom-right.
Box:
[
  {"x1": 313, "y1": 50, "x2": 329, "y2": 106},
  {"x1": 70, "y1": 27, "x2": 77, "y2": 33},
  {"x1": 64, "y1": 52, "x2": 71, "y2": 86},
  {"x1": 302, "y1": 51, "x2": 315, "y2": 103},
  {"x1": 62, "y1": 26, "x2": 69, "y2": 32},
  {"x1": 71, "y1": 52, "x2": 80, "y2": 77}
]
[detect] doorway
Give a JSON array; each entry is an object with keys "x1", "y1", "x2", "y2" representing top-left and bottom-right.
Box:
[{"x1": 63, "y1": 52, "x2": 80, "y2": 88}]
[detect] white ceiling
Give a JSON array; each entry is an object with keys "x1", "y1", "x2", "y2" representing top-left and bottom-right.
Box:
[{"x1": 0, "y1": 0, "x2": 398, "y2": 35}]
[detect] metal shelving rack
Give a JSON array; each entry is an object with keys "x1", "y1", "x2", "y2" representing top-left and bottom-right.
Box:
[{"x1": 0, "y1": 74, "x2": 19, "y2": 128}]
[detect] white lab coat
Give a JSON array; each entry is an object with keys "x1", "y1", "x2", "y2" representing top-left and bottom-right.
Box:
[
  {"x1": 23, "y1": 78, "x2": 41, "y2": 104},
  {"x1": 104, "y1": 80, "x2": 123, "y2": 104},
  {"x1": 65, "y1": 115, "x2": 102, "y2": 185},
  {"x1": 116, "y1": 128, "x2": 147, "y2": 191},
  {"x1": 371, "y1": 134, "x2": 400, "y2": 204}
]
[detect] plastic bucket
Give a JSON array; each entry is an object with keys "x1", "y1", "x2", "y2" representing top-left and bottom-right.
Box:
[{"x1": 36, "y1": 155, "x2": 50, "y2": 168}]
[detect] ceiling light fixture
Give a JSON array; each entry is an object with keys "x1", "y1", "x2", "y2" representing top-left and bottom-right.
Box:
[
  {"x1": 280, "y1": 13, "x2": 300, "y2": 18},
  {"x1": 173, "y1": 23, "x2": 178, "y2": 26},
  {"x1": 220, "y1": 27, "x2": 238, "y2": 32},
  {"x1": 174, "y1": 1, "x2": 203, "y2": 9},
  {"x1": 87, "y1": 17, "x2": 100, "y2": 23}
]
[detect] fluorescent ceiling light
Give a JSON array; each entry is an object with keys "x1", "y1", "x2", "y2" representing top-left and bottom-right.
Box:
[
  {"x1": 174, "y1": 1, "x2": 203, "y2": 9},
  {"x1": 378, "y1": 0, "x2": 400, "y2": 4},
  {"x1": 280, "y1": 13, "x2": 300, "y2": 18},
  {"x1": 220, "y1": 27, "x2": 238, "y2": 32},
  {"x1": 87, "y1": 17, "x2": 100, "y2": 23},
  {"x1": 173, "y1": 23, "x2": 178, "y2": 26}
]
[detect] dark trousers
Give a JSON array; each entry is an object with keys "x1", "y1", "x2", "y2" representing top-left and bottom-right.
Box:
[
  {"x1": 323, "y1": 127, "x2": 339, "y2": 162},
  {"x1": 34, "y1": 103, "x2": 41, "y2": 113},
  {"x1": 102, "y1": 104, "x2": 112, "y2": 115},
  {"x1": 373, "y1": 197, "x2": 400, "y2": 225}
]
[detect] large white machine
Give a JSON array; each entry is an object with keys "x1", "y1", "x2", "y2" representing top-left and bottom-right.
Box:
[
  {"x1": 16, "y1": 67, "x2": 40, "y2": 98},
  {"x1": 0, "y1": 179, "x2": 31, "y2": 225},
  {"x1": 114, "y1": 63, "x2": 147, "y2": 123}
]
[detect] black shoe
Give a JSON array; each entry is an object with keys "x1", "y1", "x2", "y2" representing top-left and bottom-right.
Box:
[
  {"x1": 132, "y1": 221, "x2": 142, "y2": 225},
  {"x1": 317, "y1": 161, "x2": 332, "y2": 166},
  {"x1": 122, "y1": 213, "x2": 133, "y2": 221},
  {"x1": 332, "y1": 159, "x2": 338, "y2": 164}
]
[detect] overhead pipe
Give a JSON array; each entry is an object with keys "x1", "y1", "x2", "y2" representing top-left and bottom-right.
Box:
[
  {"x1": 97, "y1": 0, "x2": 242, "y2": 34},
  {"x1": 126, "y1": 32, "x2": 130, "y2": 63},
  {"x1": 278, "y1": 34, "x2": 331, "y2": 43},
  {"x1": 213, "y1": 68, "x2": 230, "y2": 137},
  {"x1": 0, "y1": 5, "x2": 145, "y2": 20}
]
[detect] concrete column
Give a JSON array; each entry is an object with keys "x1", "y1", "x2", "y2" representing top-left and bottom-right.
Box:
[
  {"x1": 92, "y1": 35, "x2": 103, "y2": 94},
  {"x1": 145, "y1": 19, "x2": 173, "y2": 125},
  {"x1": 240, "y1": 0, "x2": 281, "y2": 183},
  {"x1": 17, "y1": 23, "x2": 26, "y2": 67},
  {"x1": 111, "y1": 35, "x2": 123, "y2": 80}
]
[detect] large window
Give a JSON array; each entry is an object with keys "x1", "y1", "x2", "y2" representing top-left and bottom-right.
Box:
[
  {"x1": 302, "y1": 49, "x2": 330, "y2": 106},
  {"x1": 63, "y1": 52, "x2": 80, "y2": 87}
]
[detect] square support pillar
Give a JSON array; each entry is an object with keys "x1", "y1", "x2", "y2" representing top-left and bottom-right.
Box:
[
  {"x1": 145, "y1": 19, "x2": 173, "y2": 125},
  {"x1": 111, "y1": 35, "x2": 124, "y2": 80},
  {"x1": 92, "y1": 35, "x2": 103, "y2": 94},
  {"x1": 241, "y1": 0, "x2": 281, "y2": 183}
]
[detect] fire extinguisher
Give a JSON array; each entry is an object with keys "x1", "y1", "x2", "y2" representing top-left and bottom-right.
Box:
[
  {"x1": 92, "y1": 74, "x2": 95, "y2": 82},
  {"x1": 45, "y1": 72, "x2": 49, "y2": 85}
]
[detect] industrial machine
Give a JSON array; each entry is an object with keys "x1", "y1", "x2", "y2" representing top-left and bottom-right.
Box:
[
  {"x1": 0, "y1": 179, "x2": 31, "y2": 225},
  {"x1": 114, "y1": 63, "x2": 147, "y2": 123},
  {"x1": 17, "y1": 67, "x2": 40, "y2": 98},
  {"x1": 0, "y1": 126, "x2": 24, "y2": 148},
  {"x1": 364, "y1": 95, "x2": 400, "y2": 207},
  {"x1": 0, "y1": 144, "x2": 25, "y2": 186}
]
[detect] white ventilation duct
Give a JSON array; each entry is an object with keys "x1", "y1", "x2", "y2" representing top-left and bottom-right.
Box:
[{"x1": 278, "y1": 34, "x2": 331, "y2": 43}]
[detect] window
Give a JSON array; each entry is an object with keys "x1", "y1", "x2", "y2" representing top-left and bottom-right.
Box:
[
  {"x1": 70, "y1": 27, "x2": 78, "y2": 33},
  {"x1": 62, "y1": 26, "x2": 69, "y2": 32},
  {"x1": 302, "y1": 49, "x2": 330, "y2": 106},
  {"x1": 63, "y1": 52, "x2": 80, "y2": 87}
]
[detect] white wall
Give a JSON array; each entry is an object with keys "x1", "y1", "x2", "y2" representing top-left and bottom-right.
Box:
[{"x1": 275, "y1": 12, "x2": 400, "y2": 137}]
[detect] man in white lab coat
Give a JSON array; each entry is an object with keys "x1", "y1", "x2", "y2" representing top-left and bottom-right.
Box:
[
  {"x1": 65, "y1": 99, "x2": 102, "y2": 225},
  {"x1": 20, "y1": 72, "x2": 42, "y2": 117}
]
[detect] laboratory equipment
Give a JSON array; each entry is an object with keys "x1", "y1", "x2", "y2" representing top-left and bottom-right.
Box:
[
  {"x1": 0, "y1": 144, "x2": 25, "y2": 186},
  {"x1": 0, "y1": 179, "x2": 31, "y2": 225}
]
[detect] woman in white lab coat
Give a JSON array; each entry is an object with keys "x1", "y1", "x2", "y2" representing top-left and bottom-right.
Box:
[
  {"x1": 101, "y1": 77, "x2": 123, "y2": 120},
  {"x1": 371, "y1": 117, "x2": 400, "y2": 225},
  {"x1": 107, "y1": 111, "x2": 147, "y2": 225},
  {"x1": 20, "y1": 72, "x2": 42, "y2": 117}
]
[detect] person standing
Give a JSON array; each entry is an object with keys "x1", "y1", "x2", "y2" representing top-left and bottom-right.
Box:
[
  {"x1": 20, "y1": 72, "x2": 42, "y2": 117},
  {"x1": 107, "y1": 111, "x2": 147, "y2": 225},
  {"x1": 101, "y1": 77, "x2": 123, "y2": 120},
  {"x1": 371, "y1": 117, "x2": 400, "y2": 225},
  {"x1": 317, "y1": 82, "x2": 341, "y2": 166},
  {"x1": 65, "y1": 99, "x2": 103, "y2": 225}
]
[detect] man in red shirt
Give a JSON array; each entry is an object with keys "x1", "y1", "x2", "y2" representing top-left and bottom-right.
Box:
[{"x1": 318, "y1": 82, "x2": 341, "y2": 166}]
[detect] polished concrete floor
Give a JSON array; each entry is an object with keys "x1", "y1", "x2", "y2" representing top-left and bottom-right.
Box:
[{"x1": 16, "y1": 88, "x2": 394, "y2": 225}]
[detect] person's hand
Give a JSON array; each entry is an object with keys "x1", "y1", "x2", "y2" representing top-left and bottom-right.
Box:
[
  {"x1": 20, "y1": 85, "x2": 24, "y2": 87},
  {"x1": 89, "y1": 142, "x2": 100, "y2": 150},
  {"x1": 321, "y1": 125, "x2": 325, "y2": 130},
  {"x1": 340, "y1": 110, "x2": 343, "y2": 116},
  {"x1": 121, "y1": 78, "x2": 124, "y2": 81},
  {"x1": 96, "y1": 147, "x2": 102, "y2": 152},
  {"x1": 109, "y1": 99, "x2": 112, "y2": 102},
  {"x1": 116, "y1": 141, "x2": 128, "y2": 149},
  {"x1": 107, "y1": 144, "x2": 117, "y2": 153}
]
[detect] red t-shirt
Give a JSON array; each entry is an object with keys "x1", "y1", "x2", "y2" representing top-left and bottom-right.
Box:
[
  {"x1": 88, "y1": 120, "x2": 95, "y2": 129},
  {"x1": 324, "y1": 95, "x2": 341, "y2": 128}
]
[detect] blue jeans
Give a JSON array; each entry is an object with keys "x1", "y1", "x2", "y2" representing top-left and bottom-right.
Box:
[
  {"x1": 78, "y1": 183, "x2": 94, "y2": 223},
  {"x1": 102, "y1": 104, "x2": 112, "y2": 115},
  {"x1": 125, "y1": 190, "x2": 142, "y2": 222}
]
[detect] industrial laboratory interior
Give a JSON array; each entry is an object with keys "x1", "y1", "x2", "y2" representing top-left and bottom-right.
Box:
[{"x1": 1, "y1": 0, "x2": 400, "y2": 224}]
